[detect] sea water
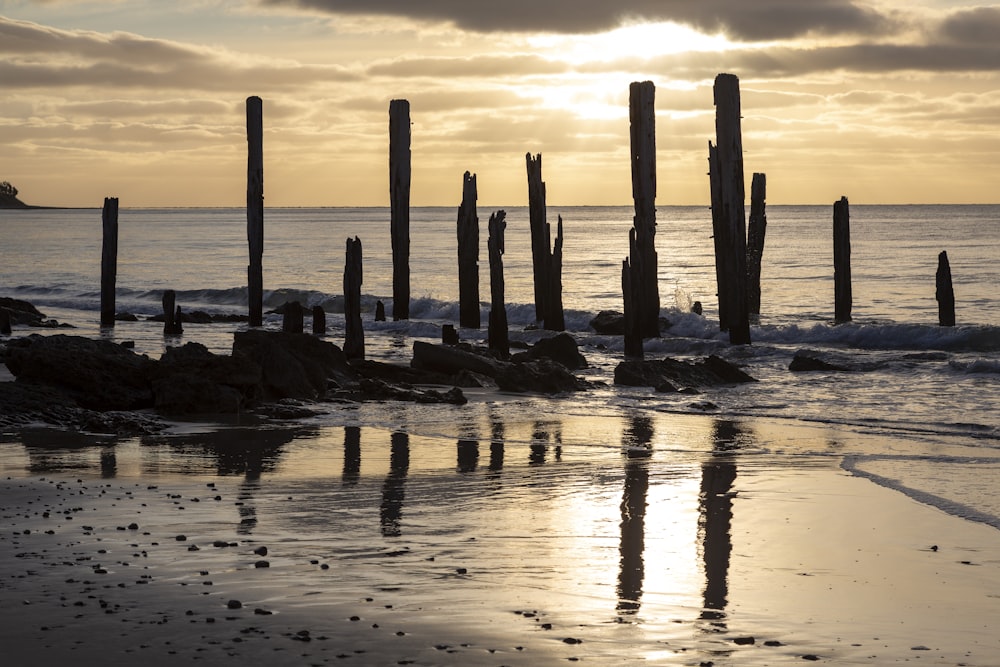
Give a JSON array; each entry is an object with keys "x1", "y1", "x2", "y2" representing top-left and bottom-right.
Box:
[{"x1": 2, "y1": 204, "x2": 999, "y2": 528}]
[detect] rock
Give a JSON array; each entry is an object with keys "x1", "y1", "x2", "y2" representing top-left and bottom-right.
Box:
[
  {"x1": 151, "y1": 342, "x2": 262, "y2": 414},
  {"x1": 698, "y1": 355, "x2": 757, "y2": 383},
  {"x1": 357, "y1": 378, "x2": 468, "y2": 405},
  {"x1": 590, "y1": 310, "x2": 625, "y2": 335},
  {"x1": 789, "y1": 350, "x2": 852, "y2": 372},
  {"x1": 4, "y1": 334, "x2": 155, "y2": 410},
  {"x1": 495, "y1": 358, "x2": 590, "y2": 394},
  {"x1": 411, "y1": 341, "x2": 503, "y2": 377},
  {"x1": 614, "y1": 356, "x2": 755, "y2": 389},
  {"x1": 512, "y1": 332, "x2": 587, "y2": 370},
  {"x1": 0, "y1": 297, "x2": 47, "y2": 325},
  {"x1": 233, "y1": 330, "x2": 356, "y2": 400}
]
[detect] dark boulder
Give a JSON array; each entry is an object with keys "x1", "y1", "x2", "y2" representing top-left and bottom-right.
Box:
[
  {"x1": 411, "y1": 341, "x2": 503, "y2": 377},
  {"x1": 233, "y1": 330, "x2": 355, "y2": 400},
  {"x1": 590, "y1": 310, "x2": 625, "y2": 335},
  {"x1": 151, "y1": 342, "x2": 263, "y2": 414},
  {"x1": 614, "y1": 356, "x2": 756, "y2": 390},
  {"x1": 0, "y1": 297, "x2": 46, "y2": 326},
  {"x1": 788, "y1": 349, "x2": 881, "y2": 372},
  {"x1": 4, "y1": 334, "x2": 155, "y2": 410},
  {"x1": 513, "y1": 332, "x2": 587, "y2": 370},
  {"x1": 495, "y1": 358, "x2": 590, "y2": 394}
]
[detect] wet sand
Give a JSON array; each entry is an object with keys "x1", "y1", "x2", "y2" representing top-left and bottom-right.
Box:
[{"x1": 2, "y1": 416, "x2": 1000, "y2": 666}]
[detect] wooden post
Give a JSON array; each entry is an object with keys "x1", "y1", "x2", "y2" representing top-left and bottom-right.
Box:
[
  {"x1": 545, "y1": 215, "x2": 565, "y2": 332},
  {"x1": 246, "y1": 96, "x2": 264, "y2": 328},
  {"x1": 0, "y1": 308, "x2": 11, "y2": 335},
  {"x1": 312, "y1": 305, "x2": 326, "y2": 335},
  {"x1": 100, "y1": 196, "x2": 119, "y2": 328},
  {"x1": 344, "y1": 236, "x2": 365, "y2": 359},
  {"x1": 375, "y1": 300, "x2": 386, "y2": 322},
  {"x1": 389, "y1": 99, "x2": 411, "y2": 321},
  {"x1": 936, "y1": 250, "x2": 956, "y2": 326},
  {"x1": 708, "y1": 142, "x2": 728, "y2": 331},
  {"x1": 622, "y1": 255, "x2": 643, "y2": 359},
  {"x1": 526, "y1": 153, "x2": 548, "y2": 324},
  {"x1": 629, "y1": 81, "x2": 660, "y2": 339},
  {"x1": 162, "y1": 289, "x2": 182, "y2": 335},
  {"x1": 711, "y1": 73, "x2": 751, "y2": 344},
  {"x1": 457, "y1": 171, "x2": 480, "y2": 329},
  {"x1": 746, "y1": 172, "x2": 767, "y2": 316},
  {"x1": 833, "y1": 196, "x2": 852, "y2": 323},
  {"x1": 487, "y1": 210, "x2": 509, "y2": 356},
  {"x1": 442, "y1": 324, "x2": 459, "y2": 345},
  {"x1": 282, "y1": 301, "x2": 303, "y2": 333}
]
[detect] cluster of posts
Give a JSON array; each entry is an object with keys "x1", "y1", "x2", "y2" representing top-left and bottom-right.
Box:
[{"x1": 94, "y1": 76, "x2": 959, "y2": 356}]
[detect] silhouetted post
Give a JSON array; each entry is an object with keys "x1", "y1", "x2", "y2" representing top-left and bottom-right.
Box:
[
  {"x1": 100, "y1": 197, "x2": 119, "y2": 328},
  {"x1": 375, "y1": 300, "x2": 386, "y2": 322},
  {"x1": 389, "y1": 99, "x2": 411, "y2": 321},
  {"x1": 622, "y1": 256, "x2": 643, "y2": 359},
  {"x1": 344, "y1": 236, "x2": 365, "y2": 359},
  {"x1": 746, "y1": 173, "x2": 767, "y2": 316},
  {"x1": 936, "y1": 250, "x2": 956, "y2": 326},
  {"x1": 629, "y1": 80, "x2": 660, "y2": 339},
  {"x1": 710, "y1": 73, "x2": 751, "y2": 344},
  {"x1": 441, "y1": 324, "x2": 459, "y2": 345},
  {"x1": 545, "y1": 216, "x2": 565, "y2": 332},
  {"x1": 0, "y1": 309, "x2": 11, "y2": 335},
  {"x1": 246, "y1": 96, "x2": 264, "y2": 328},
  {"x1": 457, "y1": 171, "x2": 480, "y2": 329},
  {"x1": 282, "y1": 301, "x2": 303, "y2": 333},
  {"x1": 526, "y1": 153, "x2": 549, "y2": 324},
  {"x1": 833, "y1": 196, "x2": 852, "y2": 323},
  {"x1": 162, "y1": 289, "x2": 183, "y2": 335},
  {"x1": 487, "y1": 210, "x2": 509, "y2": 356},
  {"x1": 312, "y1": 305, "x2": 326, "y2": 335}
]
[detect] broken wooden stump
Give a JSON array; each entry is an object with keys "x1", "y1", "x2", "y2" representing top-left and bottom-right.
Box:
[
  {"x1": 747, "y1": 172, "x2": 767, "y2": 317},
  {"x1": 246, "y1": 96, "x2": 264, "y2": 328},
  {"x1": 312, "y1": 305, "x2": 326, "y2": 335},
  {"x1": 525, "y1": 153, "x2": 565, "y2": 331},
  {"x1": 162, "y1": 289, "x2": 183, "y2": 335},
  {"x1": 622, "y1": 256, "x2": 643, "y2": 359},
  {"x1": 0, "y1": 308, "x2": 11, "y2": 335},
  {"x1": 442, "y1": 324, "x2": 459, "y2": 345},
  {"x1": 833, "y1": 196, "x2": 852, "y2": 323},
  {"x1": 709, "y1": 73, "x2": 751, "y2": 344},
  {"x1": 344, "y1": 236, "x2": 365, "y2": 360},
  {"x1": 375, "y1": 300, "x2": 386, "y2": 322},
  {"x1": 936, "y1": 250, "x2": 956, "y2": 326},
  {"x1": 487, "y1": 210, "x2": 509, "y2": 356},
  {"x1": 282, "y1": 301, "x2": 304, "y2": 334},
  {"x1": 389, "y1": 99, "x2": 411, "y2": 321},
  {"x1": 457, "y1": 171, "x2": 480, "y2": 329},
  {"x1": 100, "y1": 196, "x2": 119, "y2": 329},
  {"x1": 546, "y1": 216, "x2": 565, "y2": 332},
  {"x1": 628, "y1": 80, "x2": 660, "y2": 339}
]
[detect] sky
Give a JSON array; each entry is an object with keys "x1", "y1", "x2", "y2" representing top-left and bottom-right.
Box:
[{"x1": 1, "y1": 0, "x2": 999, "y2": 207}]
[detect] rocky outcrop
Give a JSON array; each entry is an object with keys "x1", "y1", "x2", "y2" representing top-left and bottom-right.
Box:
[
  {"x1": 614, "y1": 355, "x2": 756, "y2": 391},
  {"x1": 788, "y1": 349, "x2": 883, "y2": 372},
  {"x1": 152, "y1": 342, "x2": 263, "y2": 414},
  {"x1": 233, "y1": 329, "x2": 356, "y2": 400},
  {"x1": 512, "y1": 332, "x2": 587, "y2": 370}
]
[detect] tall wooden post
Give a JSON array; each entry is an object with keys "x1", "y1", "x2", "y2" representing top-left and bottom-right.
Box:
[
  {"x1": 936, "y1": 250, "x2": 956, "y2": 326},
  {"x1": 246, "y1": 96, "x2": 264, "y2": 328},
  {"x1": 710, "y1": 73, "x2": 751, "y2": 344},
  {"x1": 629, "y1": 81, "x2": 660, "y2": 339},
  {"x1": 389, "y1": 99, "x2": 411, "y2": 321},
  {"x1": 282, "y1": 301, "x2": 303, "y2": 333},
  {"x1": 487, "y1": 210, "x2": 509, "y2": 356},
  {"x1": 622, "y1": 255, "x2": 643, "y2": 359},
  {"x1": 312, "y1": 305, "x2": 326, "y2": 335},
  {"x1": 344, "y1": 236, "x2": 365, "y2": 360},
  {"x1": 162, "y1": 289, "x2": 183, "y2": 335},
  {"x1": 746, "y1": 172, "x2": 767, "y2": 316},
  {"x1": 545, "y1": 216, "x2": 565, "y2": 332},
  {"x1": 833, "y1": 196, "x2": 852, "y2": 323},
  {"x1": 100, "y1": 197, "x2": 119, "y2": 328},
  {"x1": 526, "y1": 153, "x2": 548, "y2": 324},
  {"x1": 457, "y1": 171, "x2": 480, "y2": 329}
]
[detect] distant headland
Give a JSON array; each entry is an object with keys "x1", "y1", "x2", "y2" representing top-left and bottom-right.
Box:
[{"x1": 0, "y1": 181, "x2": 56, "y2": 209}]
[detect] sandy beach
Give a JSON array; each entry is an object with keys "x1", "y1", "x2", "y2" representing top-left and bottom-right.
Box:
[{"x1": 2, "y1": 412, "x2": 999, "y2": 667}]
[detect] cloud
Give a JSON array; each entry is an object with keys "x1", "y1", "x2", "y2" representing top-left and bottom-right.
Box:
[
  {"x1": 259, "y1": 0, "x2": 896, "y2": 41},
  {"x1": 937, "y1": 6, "x2": 1000, "y2": 44}
]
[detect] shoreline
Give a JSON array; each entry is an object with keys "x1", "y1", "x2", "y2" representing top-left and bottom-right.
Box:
[{"x1": 2, "y1": 414, "x2": 1000, "y2": 665}]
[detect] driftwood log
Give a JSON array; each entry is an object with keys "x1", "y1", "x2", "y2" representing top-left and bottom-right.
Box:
[
  {"x1": 936, "y1": 250, "x2": 956, "y2": 326},
  {"x1": 833, "y1": 196, "x2": 852, "y2": 323},
  {"x1": 389, "y1": 99, "x2": 411, "y2": 321},
  {"x1": 246, "y1": 96, "x2": 264, "y2": 328},
  {"x1": 487, "y1": 210, "x2": 509, "y2": 356},
  {"x1": 628, "y1": 80, "x2": 660, "y2": 339},
  {"x1": 100, "y1": 197, "x2": 119, "y2": 329},
  {"x1": 746, "y1": 172, "x2": 767, "y2": 317},
  {"x1": 457, "y1": 171, "x2": 480, "y2": 329},
  {"x1": 344, "y1": 236, "x2": 365, "y2": 359}
]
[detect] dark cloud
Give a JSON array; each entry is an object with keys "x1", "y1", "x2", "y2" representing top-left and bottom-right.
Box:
[
  {"x1": 938, "y1": 7, "x2": 1000, "y2": 44},
  {"x1": 260, "y1": 0, "x2": 895, "y2": 41}
]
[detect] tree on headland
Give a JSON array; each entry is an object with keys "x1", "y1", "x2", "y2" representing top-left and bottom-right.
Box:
[{"x1": 0, "y1": 181, "x2": 27, "y2": 207}]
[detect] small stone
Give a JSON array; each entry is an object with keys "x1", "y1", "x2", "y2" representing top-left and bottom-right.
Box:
[
  {"x1": 226, "y1": 600, "x2": 242, "y2": 610},
  {"x1": 175, "y1": 535, "x2": 187, "y2": 541},
  {"x1": 253, "y1": 546, "x2": 268, "y2": 556},
  {"x1": 734, "y1": 637, "x2": 755, "y2": 645},
  {"x1": 254, "y1": 560, "x2": 269, "y2": 568},
  {"x1": 562, "y1": 637, "x2": 582, "y2": 645}
]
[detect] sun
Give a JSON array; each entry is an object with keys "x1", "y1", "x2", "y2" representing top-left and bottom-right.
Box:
[{"x1": 528, "y1": 21, "x2": 733, "y2": 65}]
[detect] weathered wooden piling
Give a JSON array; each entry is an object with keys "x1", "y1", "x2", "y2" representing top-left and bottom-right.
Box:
[
  {"x1": 0, "y1": 308, "x2": 11, "y2": 335},
  {"x1": 709, "y1": 73, "x2": 751, "y2": 345},
  {"x1": 282, "y1": 301, "x2": 303, "y2": 333},
  {"x1": 389, "y1": 99, "x2": 411, "y2": 321},
  {"x1": 833, "y1": 196, "x2": 852, "y2": 323},
  {"x1": 442, "y1": 324, "x2": 459, "y2": 345},
  {"x1": 246, "y1": 96, "x2": 264, "y2": 328},
  {"x1": 526, "y1": 153, "x2": 549, "y2": 324},
  {"x1": 629, "y1": 81, "x2": 660, "y2": 339},
  {"x1": 746, "y1": 173, "x2": 767, "y2": 316},
  {"x1": 622, "y1": 256, "x2": 643, "y2": 359},
  {"x1": 312, "y1": 305, "x2": 326, "y2": 335},
  {"x1": 546, "y1": 216, "x2": 565, "y2": 332},
  {"x1": 936, "y1": 250, "x2": 956, "y2": 326},
  {"x1": 344, "y1": 236, "x2": 365, "y2": 359},
  {"x1": 457, "y1": 171, "x2": 480, "y2": 329},
  {"x1": 100, "y1": 197, "x2": 119, "y2": 329},
  {"x1": 162, "y1": 289, "x2": 183, "y2": 335},
  {"x1": 375, "y1": 300, "x2": 386, "y2": 322},
  {"x1": 487, "y1": 210, "x2": 509, "y2": 356}
]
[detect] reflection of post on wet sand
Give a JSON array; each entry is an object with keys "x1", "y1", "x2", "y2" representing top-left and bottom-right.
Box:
[
  {"x1": 100, "y1": 447, "x2": 117, "y2": 478},
  {"x1": 488, "y1": 416, "x2": 505, "y2": 474},
  {"x1": 380, "y1": 431, "x2": 410, "y2": 537},
  {"x1": 457, "y1": 439, "x2": 479, "y2": 472},
  {"x1": 530, "y1": 420, "x2": 563, "y2": 465},
  {"x1": 699, "y1": 420, "x2": 741, "y2": 625},
  {"x1": 342, "y1": 425, "x2": 361, "y2": 485},
  {"x1": 618, "y1": 414, "x2": 652, "y2": 615}
]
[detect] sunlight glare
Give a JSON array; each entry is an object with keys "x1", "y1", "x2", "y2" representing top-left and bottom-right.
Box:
[{"x1": 529, "y1": 21, "x2": 732, "y2": 65}]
